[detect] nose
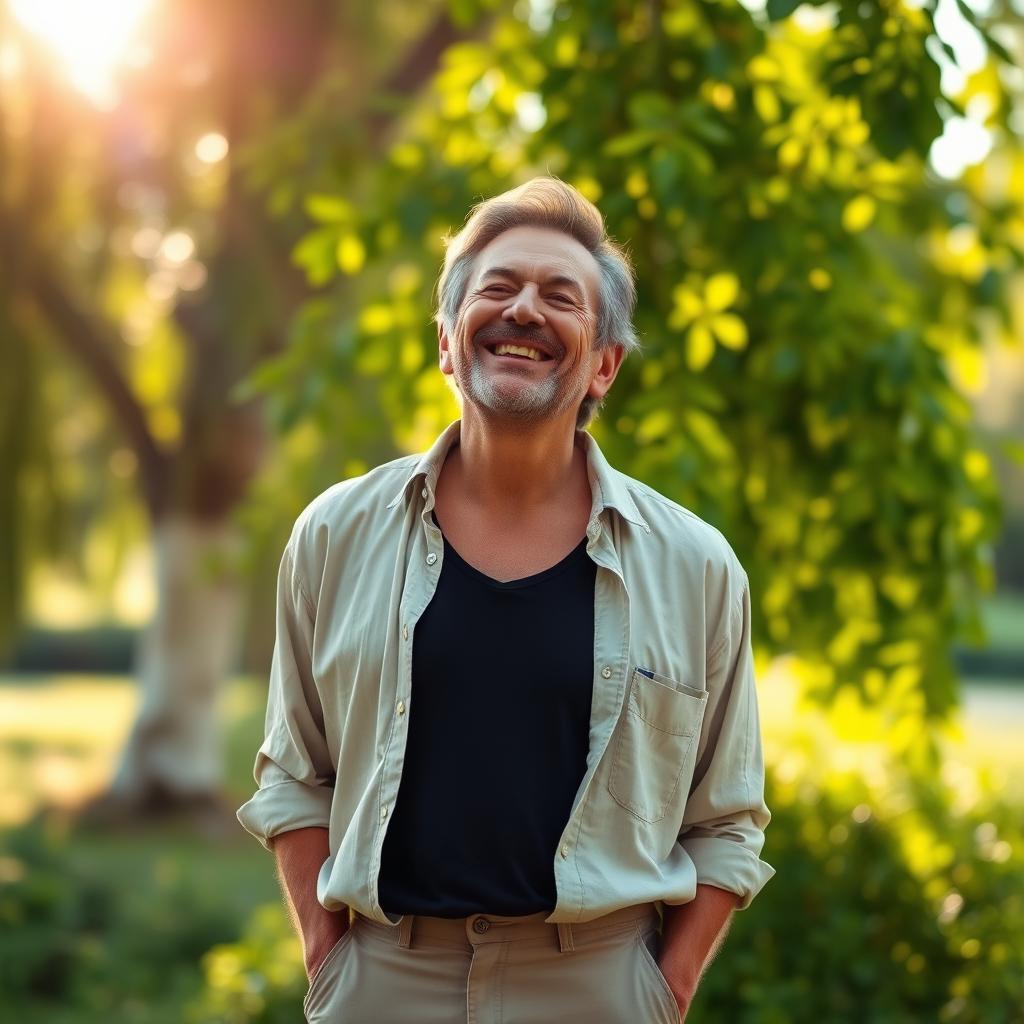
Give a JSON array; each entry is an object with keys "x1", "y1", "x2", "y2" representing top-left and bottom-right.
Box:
[{"x1": 502, "y1": 284, "x2": 546, "y2": 327}]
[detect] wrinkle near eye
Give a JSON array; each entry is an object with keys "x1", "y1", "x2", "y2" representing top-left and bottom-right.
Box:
[{"x1": 568, "y1": 306, "x2": 592, "y2": 331}]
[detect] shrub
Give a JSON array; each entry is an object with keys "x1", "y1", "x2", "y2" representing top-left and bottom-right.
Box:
[{"x1": 692, "y1": 770, "x2": 1024, "y2": 1023}]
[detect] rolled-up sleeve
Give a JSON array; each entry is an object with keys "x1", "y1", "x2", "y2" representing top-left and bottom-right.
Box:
[
  {"x1": 236, "y1": 530, "x2": 334, "y2": 851},
  {"x1": 678, "y1": 571, "x2": 775, "y2": 909}
]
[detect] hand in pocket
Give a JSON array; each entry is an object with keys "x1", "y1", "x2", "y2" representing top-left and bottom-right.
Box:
[{"x1": 305, "y1": 919, "x2": 351, "y2": 982}]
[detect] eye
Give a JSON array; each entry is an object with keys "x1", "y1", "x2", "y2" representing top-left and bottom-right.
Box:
[
  {"x1": 482, "y1": 284, "x2": 512, "y2": 295},
  {"x1": 549, "y1": 294, "x2": 574, "y2": 304}
]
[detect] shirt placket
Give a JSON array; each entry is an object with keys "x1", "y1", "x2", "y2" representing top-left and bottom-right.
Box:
[
  {"x1": 369, "y1": 482, "x2": 443, "y2": 923},
  {"x1": 548, "y1": 509, "x2": 633, "y2": 922}
]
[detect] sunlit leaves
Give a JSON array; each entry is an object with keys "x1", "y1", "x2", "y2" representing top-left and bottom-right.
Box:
[
  {"x1": 291, "y1": 228, "x2": 337, "y2": 286},
  {"x1": 842, "y1": 194, "x2": 877, "y2": 232},
  {"x1": 765, "y1": 95, "x2": 871, "y2": 184},
  {"x1": 669, "y1": 273, "x2": 748, "y2": 370},
  {"x1": 255, "y1": 0, "x2": 1021, "y2": 740},
  {"x1": 335, "y1": 233, "x2": 366, "y2": 275},
  {"x1": 304, "y1": 194, "x2": 356, "y2": 223}
]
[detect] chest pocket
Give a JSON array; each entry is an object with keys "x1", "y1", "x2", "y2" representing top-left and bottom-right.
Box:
[{"x1": 607, "y1": 668, "x2": 708, "y2": 823}]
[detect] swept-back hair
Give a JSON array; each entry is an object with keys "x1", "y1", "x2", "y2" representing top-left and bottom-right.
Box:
[{"x1": 432, "y1": 176, "x2": 640, "y2": 430}]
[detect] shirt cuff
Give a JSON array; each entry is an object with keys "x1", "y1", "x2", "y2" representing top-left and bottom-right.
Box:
[
  {"x1": 679, "y1": 835, "x2": 776, "y2": 910},
  {"x1": 236, "y1": 779, "x2": 333, "y2": 852}
]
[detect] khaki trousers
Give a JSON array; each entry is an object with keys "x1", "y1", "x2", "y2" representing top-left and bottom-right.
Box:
[{"x1": 302, "y1": 901, "x2": 681, "y2": 1024}]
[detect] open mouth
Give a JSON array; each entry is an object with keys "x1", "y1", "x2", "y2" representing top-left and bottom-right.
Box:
[{"x1": 482, "y1": 342, "x2": 554, "y2": 363}]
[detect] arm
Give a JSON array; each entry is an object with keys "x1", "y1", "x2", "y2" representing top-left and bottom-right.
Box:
[
  {"x1": 659, "y1": 883, "x2": 741, "y2": 1012},
  {"x1": 661, "y1": 570, "x2": 775, "y2": 1010},
  {"x1": 236, "y1": 531, "x2": 342, "y2": 975},
  {"x1": 272, "y1": 826, "x2": 350, "y2": 979}
]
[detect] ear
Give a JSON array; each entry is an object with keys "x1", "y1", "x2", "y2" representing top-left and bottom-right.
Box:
[
  {"x1": 586, "y1": 342, "x2": 626, "y2": 402},
  {"x1": 438, "y1": 322, "x2": 454, "y2": 376}
]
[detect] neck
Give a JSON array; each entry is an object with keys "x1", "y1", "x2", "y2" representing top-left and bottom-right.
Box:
[{"x1": 444, "y1": 409, "x2": 587, "y2": 516}]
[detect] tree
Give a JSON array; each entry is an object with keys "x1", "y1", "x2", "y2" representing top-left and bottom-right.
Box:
[
  {"x1": 0, "y1": 0, "x2": 480, "y2": 818},
  {"x1": 252, "y1": 0, "x2": 1022, "y2": 769}
]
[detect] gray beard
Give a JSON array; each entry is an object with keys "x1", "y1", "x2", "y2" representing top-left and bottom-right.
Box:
[{"x1": 457, "y1": 348, "x2": 586, "y2": 423}]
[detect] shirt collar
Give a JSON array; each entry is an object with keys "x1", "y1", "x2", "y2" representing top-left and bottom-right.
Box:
[{"x1": 385, "y1": 419, "x2": 650, "y2": 533}]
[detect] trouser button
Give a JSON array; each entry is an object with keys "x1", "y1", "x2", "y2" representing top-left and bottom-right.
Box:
[{"x1": 473, "y1": 918, "x2": 490, "y2": 934}]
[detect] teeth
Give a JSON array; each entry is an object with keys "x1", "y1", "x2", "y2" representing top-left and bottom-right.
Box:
[{"x1": 493, "y1": 343, "x2": 544, "y2": 361}]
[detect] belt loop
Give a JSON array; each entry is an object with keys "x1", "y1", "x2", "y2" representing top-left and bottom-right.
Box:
[
  {"x1": 398, "y1": 914, "x2": 414, "y2": 949},
  {"x1": 557, "y1": 922, "x2": 575, "y2": 953}
]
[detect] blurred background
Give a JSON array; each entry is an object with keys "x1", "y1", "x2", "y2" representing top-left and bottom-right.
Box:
[{"x1": 1, "y1": 0, "x2": 1022, "y2": 1020}]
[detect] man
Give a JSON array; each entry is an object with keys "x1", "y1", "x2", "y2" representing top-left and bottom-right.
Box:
[{"x1": 237, "y1": 176, "x2": 775, "y2": 1023}]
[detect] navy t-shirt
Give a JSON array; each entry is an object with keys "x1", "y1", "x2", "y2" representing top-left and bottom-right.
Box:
[{"x1": 378, "y1": 510, "x2": 597, "y2": 918}]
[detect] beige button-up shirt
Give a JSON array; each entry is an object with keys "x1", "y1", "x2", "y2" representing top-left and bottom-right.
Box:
[{"x1": 237, "y1": 419, "x2": 775, "y2": 924}]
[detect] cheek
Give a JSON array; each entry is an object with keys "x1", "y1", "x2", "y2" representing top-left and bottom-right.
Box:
[{"x1": 457, "y1": 299, "x2": 489, "y2": 338}]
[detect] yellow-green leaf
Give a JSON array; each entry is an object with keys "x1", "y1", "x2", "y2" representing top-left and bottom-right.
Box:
[
  {"x1": 636, "y1": 408, "x2": 674, "y2": 443},
  {"x1": 753, "y1": 84, "x2": 781, "y2": 124},
  {"x1": 337, "y1": 233, "x2": 366, "y2": 275},
  {"x1": 683, "y1": 408, "x2": 734, "y2": 462},
  {"x1": 304, "y1": 194, "x2": 354, "y2": 223},
  {"x1": 359, "y1": 305, "x2": 394, "y2": 335},
  {"x1": 669, "y1": 285, "x2": 703, "y2": 329},
  {"x1": 710, "y1": 313, "x2": 748, "y2": 350},
  {"x1": 842, "y1": 194, "x2": 876, "y2": 233},
  {"x1": 705, "y1": 272, "x2": 739, "y2": 312},
  {"x1": 686, "y1": 321, "x2": 716, "y2": 371},
  {"x1": 554, "y1": 33, "x2": 579, "y2": 66}
]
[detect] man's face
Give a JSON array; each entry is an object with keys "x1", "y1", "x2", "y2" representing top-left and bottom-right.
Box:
[{"x1": 439, "y1": 225, "x2": 610, "y2": 425}]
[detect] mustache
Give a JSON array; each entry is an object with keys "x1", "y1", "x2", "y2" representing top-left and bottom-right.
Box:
[{"x1": 474, "y1": 325, "x2": 562, "y2": 356}]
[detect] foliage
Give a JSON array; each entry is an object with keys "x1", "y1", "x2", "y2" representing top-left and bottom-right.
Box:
[
  {"x1": 186, "y1": 905, "x2": 307, "y2": 1024},
  {"x1": 244, "y1": 0, "x2": 1024, "y2": 752},
  {"x1": 692, "y1": 769, "x2": 1024, "y2": 1023},
  {"x1": 178, "y1": 762, "x2": 1024, "y2": 1023},
  {"x1": 0, "y1": 819, "x2": 267, "y2": 1021},
  {"x1": 1, "y1": 675, "x2": 1020, "y2": 1021},
  {"x1": 0, "y1": 0, "x2": 465, "y2": 636}
]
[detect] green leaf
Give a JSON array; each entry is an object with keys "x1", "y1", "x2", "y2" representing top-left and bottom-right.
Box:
[
  {"x1": 291, "y1": 227, "x2": 338, "y2": 286},
  {"x1": 304, "y1": 194, "x2": 355, "y2": 223},
  {"x1": 602, "y1": 130, "x2": 662, "y2": 157},
  {"x1": 628, "y1": 92, "x2": 676, "y2": 131},
  {"x1": 766, "y1": 0, "x2": 802, "y2": 22}
]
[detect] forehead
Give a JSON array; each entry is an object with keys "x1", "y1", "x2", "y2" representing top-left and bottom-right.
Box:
[{"x1": 473, "y1": 225, "x2": 601, "y2": 300}]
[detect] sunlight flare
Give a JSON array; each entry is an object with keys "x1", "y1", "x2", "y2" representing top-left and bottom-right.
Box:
[{"x1": 10, "y1": 0, "x2": 154, "y2": 106}]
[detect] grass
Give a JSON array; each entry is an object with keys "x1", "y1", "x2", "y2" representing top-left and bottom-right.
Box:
[
  {"x1": 0, "y1": 674, "x2": 267, "y2": 828},
  {"x1": 0, "y1": 676, "x2": 282, "y2": 1024}
]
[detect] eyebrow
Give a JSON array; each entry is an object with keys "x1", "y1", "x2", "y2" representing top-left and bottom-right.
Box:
[{"x1": 479, "y1": 266, "x2": 586, "y2": 301}]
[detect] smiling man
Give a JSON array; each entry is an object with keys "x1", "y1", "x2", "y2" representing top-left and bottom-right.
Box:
[{"x1": 237, "y1": 176, "x2": 775, "y2": 1023}]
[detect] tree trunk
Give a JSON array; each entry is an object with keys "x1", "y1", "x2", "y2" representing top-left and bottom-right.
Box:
[{"x1": 106, "y1": 515, "x2": 245, "y2": 810}]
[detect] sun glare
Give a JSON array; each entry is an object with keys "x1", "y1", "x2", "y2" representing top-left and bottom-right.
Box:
[{"x1": 10, "y1": 0, "x2": 154, "y2": 106}]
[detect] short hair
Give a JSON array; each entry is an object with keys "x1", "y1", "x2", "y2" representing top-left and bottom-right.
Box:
[{"x1": 432, "y1": 176, "x2": 640, "y2": 430}]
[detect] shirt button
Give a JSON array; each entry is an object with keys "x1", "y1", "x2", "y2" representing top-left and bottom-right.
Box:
[
  {"x1": 426, "y1": 552, "x2": 437, "y2": 565},
  {"x1": 473, "y1": 918, "x2": 490, "y2": 934},
  {"x1": 601, "y1": 666, "x2": 612, "y2": 679},
  {"x1": 396, "y1": 700, "x2": 405, "y2": 715},
  {"x1": 421, "y1": 487, "x2": 428, "y2": 498},
  {"x1": 402, "y1": 624, "x2": 409, "y2": 640},
  {"x1": 561, "y1": 844, "x2": 569, "y2": 858},
  {"x1": 380, "y1": 806, "x2": 388, "y2": 820}
]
